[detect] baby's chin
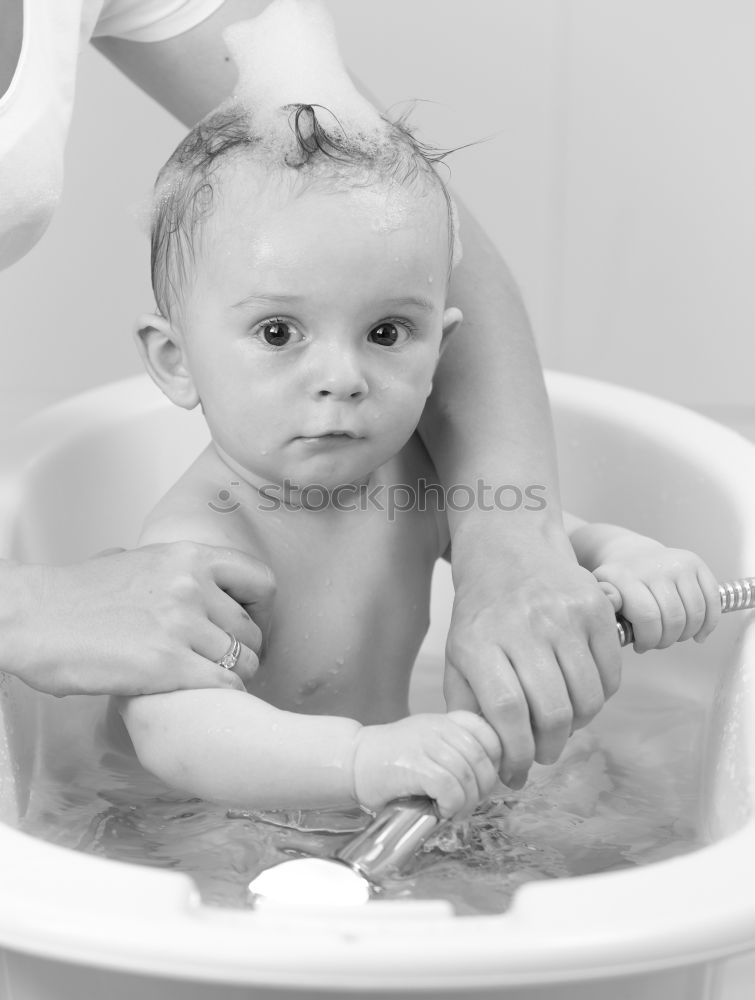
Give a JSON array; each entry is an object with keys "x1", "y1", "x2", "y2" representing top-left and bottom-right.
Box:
[
  {"x1": 211, "y1": 447, "x2": 371, "y2": 495},
  {"x1": 212, "y1": 432, "x2": 414, "y2": 496},
  {"x1": 278, "y1": 460, "x2": 378, "y2": 495}
]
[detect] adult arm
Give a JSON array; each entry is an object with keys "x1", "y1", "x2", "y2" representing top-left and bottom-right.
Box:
[
  {"x1": 92, "y1": 0, "x2": 271, "y2": 127},
  {"x1": 422, "y1": 224, "x2": 620, "y2": 787}
]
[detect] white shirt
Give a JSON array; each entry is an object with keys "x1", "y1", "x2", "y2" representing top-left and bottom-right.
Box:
[{"x1": 0, "y1": 0, "x2": 226, "y2": 270}]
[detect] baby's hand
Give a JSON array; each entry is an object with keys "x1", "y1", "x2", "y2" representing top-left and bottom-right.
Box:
[
  {"x1": 591, "y1": 534, "x2": 721, "y2": 652},
  {"x1": 352, "y1": 710, "x2": 502, "y2": 819}
]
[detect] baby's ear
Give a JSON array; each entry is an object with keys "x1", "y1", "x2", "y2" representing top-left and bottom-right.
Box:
[
  {"x1": 134, "y1": 313, "x2": 199, "y2": 410},
  {"x1": 440, "y1": 307, "x2": 463, "y2": 353}
]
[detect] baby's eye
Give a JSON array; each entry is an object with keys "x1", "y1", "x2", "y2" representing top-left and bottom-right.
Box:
[
  {"x1": 256, "y1": 319, "x2": 301, "y2": 348},
  {"x1": 368, "y1": 322, "x2": 411, "y2": 348}
]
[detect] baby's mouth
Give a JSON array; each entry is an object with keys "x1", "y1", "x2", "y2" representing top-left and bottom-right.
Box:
[{"x1": 296, "y1": 430, "x2": 363, "y2": 442}]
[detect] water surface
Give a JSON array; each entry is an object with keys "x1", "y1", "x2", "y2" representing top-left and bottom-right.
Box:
[{"x1": 20, "y1": 684, "x2": 705, "y2": 916}]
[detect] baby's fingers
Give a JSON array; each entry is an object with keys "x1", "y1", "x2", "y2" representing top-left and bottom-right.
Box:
[
  {"x1": 421, "y1": 747, "x2": 471, "y2": 819},
  {"x1": 675, "y1": 573, "x2": 708, "y2": 642},
  {"x1": 597, "y1": 580, "x2": 623, "y2": 613},
  {"x1": 694, "y1": 565, "x2": 722, "y2": 643},
  {"x1": 447, "y1": 710, "x2": 502, "y2": 773},
  {"x1": 597, "y1": 569, "x2": 662, "y2": 653},
  {"x1": 647, "y1": 579, "x2": 687, "y2": 648}
]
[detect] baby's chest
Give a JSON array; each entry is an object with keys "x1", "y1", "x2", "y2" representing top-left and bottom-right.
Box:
[{"x1": 249, "y1": 506, "x2": 438, "y2": 720}]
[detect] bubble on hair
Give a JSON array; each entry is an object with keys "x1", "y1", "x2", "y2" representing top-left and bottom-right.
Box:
[{"x1": 129, "y1": 188, "x2": 155, "y2": 237}]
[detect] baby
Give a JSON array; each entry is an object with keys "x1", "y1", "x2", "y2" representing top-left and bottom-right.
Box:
[{"x1": 120, "y1": 100, "x2": 720, "y2": 820}]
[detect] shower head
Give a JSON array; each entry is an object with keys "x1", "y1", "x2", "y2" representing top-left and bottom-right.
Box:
[{"x1": 248, "y1": 796, "x2": 439, "y2": 909}]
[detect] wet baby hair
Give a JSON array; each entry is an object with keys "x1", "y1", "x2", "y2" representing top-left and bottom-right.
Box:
[{"x1": 150, "y1": 102, "x2": 461, "y2": 323}]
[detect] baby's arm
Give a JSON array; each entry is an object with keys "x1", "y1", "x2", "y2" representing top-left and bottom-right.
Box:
[
  {"x1": 120, "y1": 691, "x2": 500, "y2": 819},
  {"x1": 120, "y1": 690, "x2": 359, "y2": 809},
  {"x1": 564, "y1": 513, "x2": 721, "y2": 651}
]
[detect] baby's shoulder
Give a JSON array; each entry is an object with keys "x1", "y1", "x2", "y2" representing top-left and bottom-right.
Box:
[{"x1": 138, "y1": 446, "x2": 259, "y2": 555}]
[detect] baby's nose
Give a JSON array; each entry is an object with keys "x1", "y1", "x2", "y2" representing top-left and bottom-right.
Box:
[{"x1": 312, "y1": 350, "x2": 369, "y2": 401}]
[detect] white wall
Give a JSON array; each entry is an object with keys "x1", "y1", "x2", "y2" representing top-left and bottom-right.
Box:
[{"x1": 1, "y1": 0, "x2": 753, "y2": 430}]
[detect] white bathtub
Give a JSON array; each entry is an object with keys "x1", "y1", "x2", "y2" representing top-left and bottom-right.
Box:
[{"x1": 0, "y1": 371, "x2": 754, "y2": 1000}]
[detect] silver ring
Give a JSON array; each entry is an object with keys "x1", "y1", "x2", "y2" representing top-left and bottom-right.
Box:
[{"x1": 217, "y1": 632, "x2": 242, "y2": 672}]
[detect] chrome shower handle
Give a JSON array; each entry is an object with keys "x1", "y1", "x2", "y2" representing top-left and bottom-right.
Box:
[{"x1": 335, "y1": 796, "x2": 440, "y2": 883}]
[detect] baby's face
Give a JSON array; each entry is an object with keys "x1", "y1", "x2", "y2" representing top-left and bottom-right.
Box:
[{"x1": 177, "y1": 165, "x2": 456, "y2": 490}]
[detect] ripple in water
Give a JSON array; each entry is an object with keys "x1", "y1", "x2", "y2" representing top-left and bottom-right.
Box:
[{"x1": 20, "y1": 687, "x2": 705, "y2": 915}]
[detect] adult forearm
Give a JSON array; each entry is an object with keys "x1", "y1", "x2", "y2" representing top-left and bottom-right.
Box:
[
  {"x1": 121, "y1": 690, "x2": 362, "y2": 809},
  {"x1": 420, "y1": 195, "x2": 565, "y2": 556}
]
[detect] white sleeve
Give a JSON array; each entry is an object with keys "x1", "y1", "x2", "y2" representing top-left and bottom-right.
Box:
[{"x1": 93, "y1": 0, "x2": 228, "y2": 43}]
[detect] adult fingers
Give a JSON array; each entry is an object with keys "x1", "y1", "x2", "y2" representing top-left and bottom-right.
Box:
[
  {"x1": 131, "y1": 650, "x2": 246, "y2": 695},
  {"x1": 510, "y1": 645, "x2": 572, "y2": 767},
  {"x1": 178, "y1": 651, "x2": 247, "y2": 692},
  {"x1": 449, "y1": 650, "x2": 535, "y2": 789},
  {"x1": 205, "y1": 589, "x2": 264, "y2": 655},
  {"x1": 193, "y1": 622, "x2": 259, "y2": 688},
  {"x1": 587, "y1": 617, "x2": 623, "y2": 700},
  {"x1": 555, "y1": 637, "x2": 609, "y2": 731},
  {"x1": 443, "y1": 660, "x2": 481, "y2": 714},
  {"x1": 205, "y1": 546, "x2": 276, "y2": 631}
]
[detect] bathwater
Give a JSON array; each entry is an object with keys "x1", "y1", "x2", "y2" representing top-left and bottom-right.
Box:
[{"x1": 20, "y1": 682, "x2": 705, "y2": 917}]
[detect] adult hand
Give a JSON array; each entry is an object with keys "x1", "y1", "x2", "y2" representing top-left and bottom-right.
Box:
[
  {"x1": 443, "y1": 525, "x2": 621, "y2": 789},
  {"x1": 0, "y1": 542, "x2": 275, "y2": 697}
]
